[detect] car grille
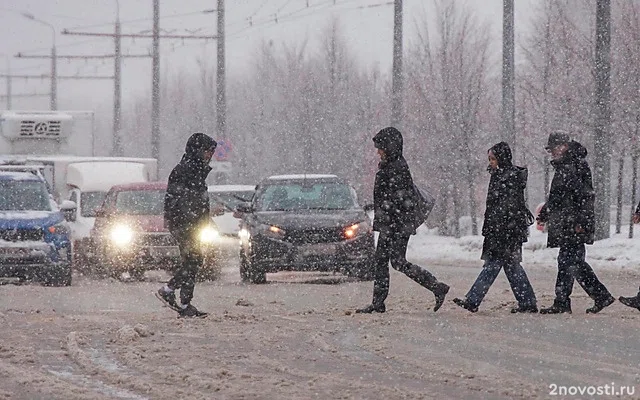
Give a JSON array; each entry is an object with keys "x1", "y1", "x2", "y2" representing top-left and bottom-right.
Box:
[
  {"x1": 137, "y1": 233, "x2": 177, "y2": 247},
  {"x1": 284, "y1": 228, "x2": 343, "y2": 244},
  {"x1": 0, "y1": 228, "x2": 44, "y2": 242}
]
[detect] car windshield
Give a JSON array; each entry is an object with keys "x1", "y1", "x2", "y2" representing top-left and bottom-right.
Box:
[
  {"x1": 256, "y1": 182, "x2": 357, "y2": 211},
  {"x1": 210, "y1": 191, "x2": 254, "y2": 211},
  {"x1": 0, "y1": 180, "x2": 52, "y2": 211},
  {"x1": 81, "y1": 191, "x2": 107, "y2": 218},
  {"x1": 115, "y1": 190, "x2": 165, "y2": 215}
]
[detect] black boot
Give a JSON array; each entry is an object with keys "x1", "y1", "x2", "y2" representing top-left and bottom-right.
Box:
[
  {"x1": 586, "y1": 296, "x2": 615, "y2": 314},
  {"x1": 355, "y1": 303, "x2": 386, "y2": 314},
  {"x1": 511, "y1": 305, "x2": 538, "y2": 314},
  {"x1": 540, "y1": 300, "x2": 572, "y2": 314},
  {"x1": 453, "y1": 297, "x2": 478, "y2": 313},
  {"x1": 432, "y1": 282, "x2": 449, "y2": 312},
  {"x1": 619, "y1": 295, "x2": 640, "y2": 311}
]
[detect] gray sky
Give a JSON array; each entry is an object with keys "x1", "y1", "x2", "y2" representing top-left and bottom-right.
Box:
[{"x1": 0, "y1": 0, "x2": 535, "y2": 113}]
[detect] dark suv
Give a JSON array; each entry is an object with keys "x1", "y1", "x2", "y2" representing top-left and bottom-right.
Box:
[{"x1": 236, "y1": 174, "x2": 374, "y2": 283}]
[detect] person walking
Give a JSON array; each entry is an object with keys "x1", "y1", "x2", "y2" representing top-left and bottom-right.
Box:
[
  {"x1": 356, "y1": 127, "x2": 449, "y2": 314},
  {"x1": 453, "y1": 142, "x2": 538, "y2": 313},
  {"x1": 537, "y1": 131, "x2": 615, "y2": 314},
  {"x1": 156, "y1": 133, "x2": 217, "y2": 318}
]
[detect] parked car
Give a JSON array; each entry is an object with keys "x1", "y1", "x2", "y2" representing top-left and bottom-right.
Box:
[
  {"x1": 208, "y1": 184, "x2": 256, "y2": 238},
  {"x1": 237, "y1": 174, "x2": 374, "y2": 284},
  {"x1": 0, "y1": 171, "x2": 75, "y2": 286},
  {"x1": 90, "y1": 182, "x2": 223, "y2": 281}
]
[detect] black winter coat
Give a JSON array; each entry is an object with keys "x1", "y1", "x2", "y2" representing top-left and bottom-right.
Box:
[
  {"x1": 538, "y1": 140, "x2": 595, "y2": 248},
  {"x1": 481, "y1": 165, "x2": 531, "y2": 262},
  {"x1": 372, "y1": 127, "x2": 419, "y2": 235},
  {"x1": 164, "y1": 133, "x2": 216, "y2": 232}
]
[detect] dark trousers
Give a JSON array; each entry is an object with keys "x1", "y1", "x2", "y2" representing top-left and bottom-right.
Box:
[
  {"x1": 167, "y1": 227, "x2": 203, "y2": 305},
  {"x1": 466, "y1": 259, "x2": 537, "y2": 308},
  {"x1": 553, "y1": 243, "x2": 611, "y2": 306},
  {"x1": 372, "y1": 231, "x2": 440, "y2": 306}
]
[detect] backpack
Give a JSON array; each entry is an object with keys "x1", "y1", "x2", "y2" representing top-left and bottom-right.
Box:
[{"x1": 412, "y1": 184, "x2": 436, "y2": 227}]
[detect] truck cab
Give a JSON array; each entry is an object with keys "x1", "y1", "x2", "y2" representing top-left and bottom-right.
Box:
[{"x1": 0, "y1": 171, "x2": 74, "y2": 285}]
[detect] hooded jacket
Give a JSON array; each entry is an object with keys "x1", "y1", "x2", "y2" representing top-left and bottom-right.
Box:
[
  {"x1": 164, "y1": 133, "x2": 217, "y2": 232},
  {"x1": 372, "y1": 127, "x2": 419, "y2": 235},
  {"x1": 481, "y1": 142, "x2": 532, "y2": 261},
  {"x1": 538, "y1": 140, "x2": 595, "y2": 247}
]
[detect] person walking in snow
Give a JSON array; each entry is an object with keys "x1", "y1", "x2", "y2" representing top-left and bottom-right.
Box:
[
  {"x1": 537, "y1": 131, "x2": 615, "y2": 314},
  {"x1": 618, "y1": 202, "x2": 640, "y2": 311},
  {"x1": 453, "y1": 142, "x2": 538, "y2": 313},
  {"x1": 156, "y1": 133, "x2": 217, "y2": 318},
  {"x1": 356, "y1": 127, "x2": 450, "y2": 314}
]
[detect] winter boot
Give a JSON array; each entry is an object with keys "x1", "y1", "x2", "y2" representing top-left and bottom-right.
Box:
[
  {"x1": 540, "y1": 299, "x2": 572, "y2": 314},
  {"x1": 586, "y1": 295, "x2": 615, "y2": 314},
  {"x1": 453, "y1": 297, "x2": 478, "y2": 313},
  {"x1": 156, "y1": 287, "x2": 179, "y2": 311},
  {"x1": 433, "y1": 282, "x2": 450, "y2": 312},
  {"x1": 510, "y1": 305, "x2": 538, "y2": 314},
  {"x1": 619, "y1": 295, "x2": 640, "y2": 311},
  {"x1": 178, "y1": 304, "x2": 208, "y2": 318},
  {"x1": 355, "y1": 303, "x2": 386, "y2": 314}
]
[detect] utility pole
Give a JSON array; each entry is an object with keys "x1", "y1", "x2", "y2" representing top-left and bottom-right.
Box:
[
  {"x1": 113, "y1": 0, "x2": 123, "y2": 156},
  {"x1": 502, "y1": 0, "x2": 515, "y2": 151},
  {"x1": 594, "y1": 0, "x2": 612, "y2": 240},
  {"x1": 62, "y1": 7, "x2": 218, "y2": 171},
  {"x1": 216, "y1": 0, "x2": 226, "y2": 139},
  {"x1": 0, "y1": 55, "x2": 11, "y2": 109},
  {"x1": 391, "y1": 0, "x2": 403, "y2": 128},
  {"x1": 151, "y1": 0, "x2": 161, "y2": 164}
]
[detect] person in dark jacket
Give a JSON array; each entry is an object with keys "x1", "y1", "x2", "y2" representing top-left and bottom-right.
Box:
[
  {"x1": 618, "y1": 202, "x2": 640, "y2": 311},
  {"x1": 356, "y1": 127, "x2": 450, "y2": 314},
  {"x1": 156, "y1": 133, "x2": 217, "y2": 318},
  {"x1": 453, "y1": 142, "x2": 538, "y2": 313},
  {"x1": 537, "y1": 131, "x2": 615, "y2": 314}
]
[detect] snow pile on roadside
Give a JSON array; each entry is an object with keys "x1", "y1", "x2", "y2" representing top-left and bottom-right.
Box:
[{"x1": 408, "y1": 225, "x2": 640, "y2": 271}]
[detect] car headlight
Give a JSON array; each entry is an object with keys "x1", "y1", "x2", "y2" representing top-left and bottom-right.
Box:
[
  {"x1": 199, "y1": 226, "x2": 220, "y2": 243},
  {"x1": 47, "y1": 222, "x2": 69, "y2": 236},
  {"x1": 261, "y1": 224, "x2": 286, "y2": 239},
  {"x1": 110, "y1": 224, "x2": 134, "y2": 247},
  {"x1": 343, "y1": 221, "x2": 370, "y2": 239}
]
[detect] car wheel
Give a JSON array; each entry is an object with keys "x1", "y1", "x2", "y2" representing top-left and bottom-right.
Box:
[
  {"x1": 44, "y1": 264, "x2": 73, "y2": 287},
  {"x1": 240, "y1": 251, "x2": 266, "y2": 284}
]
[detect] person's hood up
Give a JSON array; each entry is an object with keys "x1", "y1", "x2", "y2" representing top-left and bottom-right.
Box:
[
  {"x1": 489, "y1": 141, "x2": 513, "y2": 169},
  {"x1": 373, "y1": 127, "x2": 403, "y2": 161},
  {"x1": 552, "y1": 140, "x2": 588, "y2": 166},
  {"x1": 185, "y1": 133, "x2": 217, "y2": 160}
]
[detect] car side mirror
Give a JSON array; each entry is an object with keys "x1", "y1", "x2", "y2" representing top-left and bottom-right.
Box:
[
  {"x1": 60, "y1": 200, "x2": 77, "y2": 222},
  {"x1": 236, "y1": 202, "x2": 254, "y2": 215},
  {"x1": 363, "y1": 204, "x2": 374, "y2": 212}
]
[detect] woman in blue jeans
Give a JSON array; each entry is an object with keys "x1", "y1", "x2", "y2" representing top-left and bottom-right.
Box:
[{"x1": 453, "y1": 142, "x2": 538, "y2": 313}]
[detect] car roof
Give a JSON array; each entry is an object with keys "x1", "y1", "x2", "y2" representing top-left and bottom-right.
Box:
[
  {"x1": 0, "y1": 171, "x2": 42, "y2": 182},
  {"x1": 109, "y1": 181, "x2": 167, "y2": 191},
  {"x1": 208, "y1": 184, "x2": 255, "y2": 192},
  {"x1": 267, "y1": 174, "x2": 338, "y2": 181}
]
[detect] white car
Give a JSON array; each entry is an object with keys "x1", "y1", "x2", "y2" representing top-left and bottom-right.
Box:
[{"x1": 208, "y1": 185, "x2": 256, "y2": 238}]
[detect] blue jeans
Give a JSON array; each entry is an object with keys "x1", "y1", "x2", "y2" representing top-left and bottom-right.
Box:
[{"x1": 466, "y1": 259, "x2": 537, "y2": 309}]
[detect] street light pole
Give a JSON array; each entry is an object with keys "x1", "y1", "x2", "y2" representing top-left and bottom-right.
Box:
[
  {"x1": 113, "y1": 0, "x2": 123, "y2": 156},
  {"x1": 21, "y1": 13, "x2": 57, "y2": 110}
]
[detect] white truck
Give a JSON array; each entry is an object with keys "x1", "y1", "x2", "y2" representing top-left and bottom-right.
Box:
[{"x1": 0, "y1": 110, "x2": 158, "y2": 268}]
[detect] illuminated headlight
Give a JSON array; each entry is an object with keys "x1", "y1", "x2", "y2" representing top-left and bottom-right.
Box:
[
  {"x1": 238, "y1": 228, "x2": 250, "y2": 240},
  {"x1": 110, "y1": 224, "x2": 134, "y2": 247},
  {"x1": 343, "y1": 224, "x2": 360, "y2": 239},
  {"x1": 199, "y1": 226, "x2": 220, "y2": 243},
  {"x1": 262, "y1": 224, "x2": 285, "y2": 239}
]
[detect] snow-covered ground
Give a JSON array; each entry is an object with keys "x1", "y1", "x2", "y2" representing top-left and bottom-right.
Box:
[{"x1": 0, "y1": 231, "x2": 639, "y2": 399}]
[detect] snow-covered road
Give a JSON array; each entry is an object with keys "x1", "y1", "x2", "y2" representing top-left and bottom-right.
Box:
[{"x1": 1, "y1": 254, "x2": 639, "y2": 399}]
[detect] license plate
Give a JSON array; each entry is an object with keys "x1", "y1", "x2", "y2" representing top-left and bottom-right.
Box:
[
  {"x1": 150, "y1": 246, "x2": 180, "y2": 258},
  {"x1": 299, "y1": 244, "x2": 336, "y2": 257}
]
